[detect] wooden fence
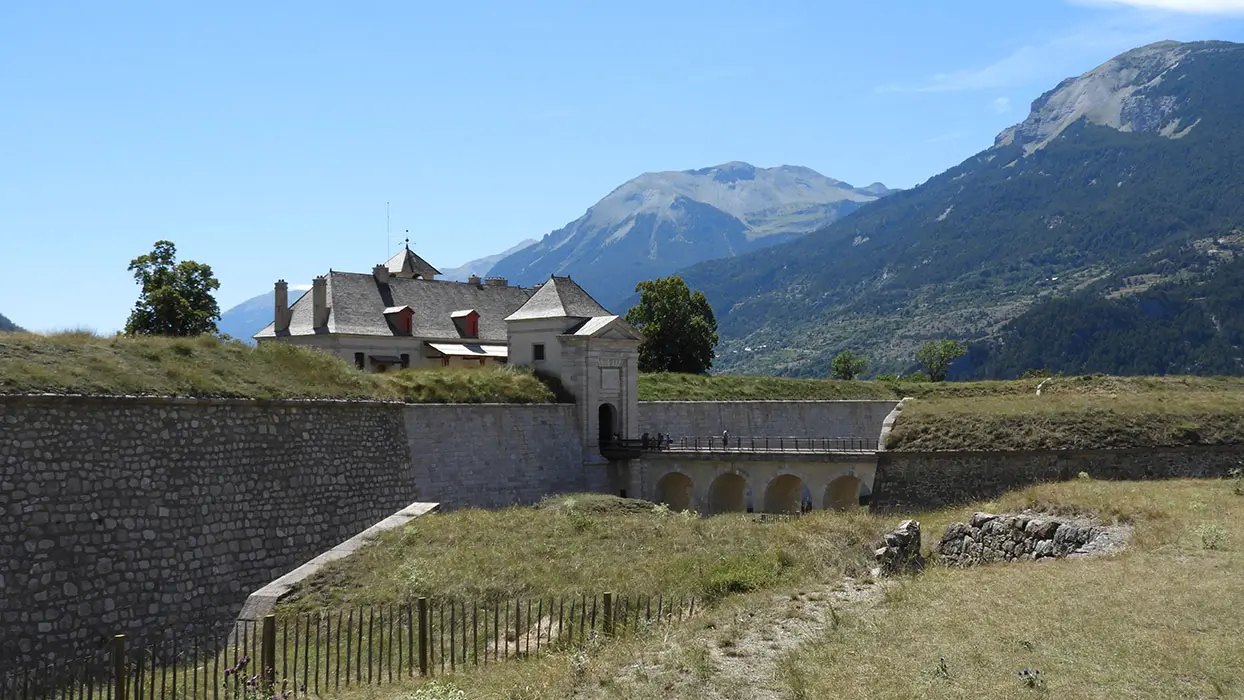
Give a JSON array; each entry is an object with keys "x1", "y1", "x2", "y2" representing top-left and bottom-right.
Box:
[{"x1": 0, "y1": 592, "x2": 694, "y2": 700}]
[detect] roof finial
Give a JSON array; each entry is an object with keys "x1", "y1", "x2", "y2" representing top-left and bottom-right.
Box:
[{"x1": 405, "y1": 230, "x2": 411, "y2": 249}]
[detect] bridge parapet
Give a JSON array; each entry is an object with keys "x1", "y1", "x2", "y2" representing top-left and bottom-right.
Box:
[{"x1": 606, "y1": 435, "x2": 876, "y2": 456}]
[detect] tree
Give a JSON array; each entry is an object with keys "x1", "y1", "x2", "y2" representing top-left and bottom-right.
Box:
[
  {"x1": 125, "y1": 240, "x2": 221, "y2": 336},
  {"x1": 830, "y1": 350, "x2": 868, "y2": 380},
  {"x1": 625, "y1": 276, "x2": 718, "y2": 374},
  {"x1": 916, "y1": 339, "x2": 967, "y2": 382}
]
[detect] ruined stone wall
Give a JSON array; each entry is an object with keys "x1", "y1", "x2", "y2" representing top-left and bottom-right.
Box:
[
  {"x1": 403, "y1": 403, "x2": 600, "y2": 509},
  {"x1": 935, "y1": 513, "x2": 1106, "y2": 565},
  {"x1": 872, "y1": 445, "x2": 1244, "y2": 512},
  {"x1": 638, "y1": 400, "x2": 898, "y2": 443},
  {"x1": 0, "y1": 395, "x2": 415, "y2": 672}
]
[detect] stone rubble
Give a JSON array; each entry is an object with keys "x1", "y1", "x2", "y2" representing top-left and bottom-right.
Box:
[
  {"x1": 874, "y1": 519, "x2": 924, "y2": 575},
  {"x1": 935, "y1": 511, "x2": 1113, "y2": 566}
]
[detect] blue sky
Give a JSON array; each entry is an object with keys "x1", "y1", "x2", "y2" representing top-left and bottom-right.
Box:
[{"x1": 4, "y1": 0, "x2": 1244, "y2": 332}]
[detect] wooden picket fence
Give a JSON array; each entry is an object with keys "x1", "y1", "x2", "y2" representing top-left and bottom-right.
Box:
[{"x1": 0, "y1": 592, "x2": 695, "y2": 700}]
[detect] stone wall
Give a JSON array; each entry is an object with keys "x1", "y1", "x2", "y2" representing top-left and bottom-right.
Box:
[
  {"x1": 935, "y1": 512, "x2": 1107, "y2": 565},
  {"x1": 0, "y1": 395, "x2": 415, "y2": 673},
  {"x1": 638, "y1": 400, "x2": 898, "y2": 443},
  {"x1": 872, "y1": 445, "x2": 1244, "y2": 512},
  {"x1": 403, "y1": 403, "x2": 599, "y2": 509}
]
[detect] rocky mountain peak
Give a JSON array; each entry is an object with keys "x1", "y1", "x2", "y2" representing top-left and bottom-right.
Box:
[{"x1": 994, "y1": 40, "x2": 1225, "y2": 154}]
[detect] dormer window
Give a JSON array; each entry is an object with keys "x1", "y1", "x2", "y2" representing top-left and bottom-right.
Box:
[
  {"x1": 450, "y1": 309, "x2": 480, "y2": 338},
  {"x1": 383, "y1": 305, "x2": 415, "y2": 335}
]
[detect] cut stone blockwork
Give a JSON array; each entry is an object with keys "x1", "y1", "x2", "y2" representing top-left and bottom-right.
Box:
[
  {"x1": 874, "y1": 519, "x2": 924, "y2": 575},
  {"x1": 935, "y1": 512, "x2": 1122, "y2": 566}
]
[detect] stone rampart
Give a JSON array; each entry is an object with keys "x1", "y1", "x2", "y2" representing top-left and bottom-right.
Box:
[
  {"x1": 638, "y1": 400, "x2": 898, "y2": 443},
  {"x1": 935, "y1": 512, "x2": 1109, "y2": 565},
  {"x1": 0, "y1": 395, "x2": 415, "y2": 673},
  {"x1": 403, "y1": 403, "x2": 597, "y2": 509},
  {"x1": 872, "y1": 445, "x2": 1244, "y2": 512}
]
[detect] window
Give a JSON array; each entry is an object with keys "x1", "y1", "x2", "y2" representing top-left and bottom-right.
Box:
[
  {"x1": 533, "y1": 343, "x2": 545, "y2": 361},
  {"x1": 354, "y1": 352, "x2": 365, "y2": 369}
]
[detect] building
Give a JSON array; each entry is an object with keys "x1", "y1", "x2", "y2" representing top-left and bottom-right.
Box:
[{"x1": 254, "y1": 243, "x2": 644, "y2": 456}]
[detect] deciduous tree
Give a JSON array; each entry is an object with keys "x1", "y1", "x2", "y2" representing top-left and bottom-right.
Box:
[
  {"x1": 916, "y1": 339, "x2": 967, "y2": 382},
  {"x1": 125, "y1": 240, "x2": 221, "y2": 336},
  {"x1": 831, "y1": 350, "x2": 868, "y2": 380},
  {"x1": 625, "y1": 276, "x2": 718, "y2": 374}
]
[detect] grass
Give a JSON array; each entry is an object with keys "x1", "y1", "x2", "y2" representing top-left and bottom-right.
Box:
[
  {"x1": 274, "y1": 494, "x2": 885, "y2": 615},
  {"x1": 887, "y1": 375, "x2": 1244, "y2": 450},
  {"x1": 322, "y1": 478, "x2": 1244, "y2": 700},
  {"x1": 0, "y1": 331, "x2": 554, "y2": 403}
]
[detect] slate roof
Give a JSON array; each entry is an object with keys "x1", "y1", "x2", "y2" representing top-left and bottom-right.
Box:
[
  {"x1": 504, "y1": 276, "x2": 612, "y2": 321},
  {"x1": 254, "y1": 271, "x2": 534, "y2": 340},
  {"x1": 384, "y1": 245, "x2": 441, "y2": 278}
]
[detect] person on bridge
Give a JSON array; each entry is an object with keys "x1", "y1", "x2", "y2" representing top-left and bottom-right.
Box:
[{"x1": 722, "y1": 428, "x2": 729, "y2": 448}]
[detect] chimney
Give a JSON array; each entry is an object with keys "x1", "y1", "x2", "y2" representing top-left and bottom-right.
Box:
[
  {"x1": 312, "y1": 275, "x2": 329, "y2": 328},
  {"x1": 373, "y1": 264, "x2": 390, "y2": 284},
  {"x1": 484, "y1": 276, "x2": 507, "y2": 287},
  {"x1": 467, "y1": 274, "x2": 482, "y2": 287},
  {"x1": 274, "y1": 280, "x2": 290, "y2": 333}
]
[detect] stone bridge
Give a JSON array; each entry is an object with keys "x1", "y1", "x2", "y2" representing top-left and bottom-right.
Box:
[{"x1": 617, "y1": 436, "x2": 879, "y2": 515}]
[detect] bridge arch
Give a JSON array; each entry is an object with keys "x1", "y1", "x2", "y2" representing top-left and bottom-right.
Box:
[
  {"x1": 656, "y1": 472, "x2": 694, "y2": 512},
  {"x1": 708, "y1": 473, "x2": 749, "y2": 514},
  {"x1": 763, "y1": 474, "x2": 804, "y2": 515},
  {"x1": 823, "y1": 475, "x2": 862, "y2": 511}
]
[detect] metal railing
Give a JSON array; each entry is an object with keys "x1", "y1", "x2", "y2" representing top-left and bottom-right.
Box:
[{"x1": 617, "y1": 435, "x2": 877, "y2": 453}]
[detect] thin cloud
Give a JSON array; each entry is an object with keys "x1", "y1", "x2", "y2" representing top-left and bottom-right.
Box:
[
  {"x1": 991, "y1": 97, "x2": 1012, "y2": 114},
  {"x1": 875, "y1": 21, "x2": 1182, "y2": 93},
  {"x1": 1079, "y1": 0, "x2": 1244, "y2": 13}
]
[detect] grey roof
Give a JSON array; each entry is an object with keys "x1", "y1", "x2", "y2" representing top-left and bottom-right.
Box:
[
  {"x1": 504, "y1": 276, "x2": 612, "y2": 321},
  {"x1": 255, "y1": 271, "x2": 533, "y2": 340},
  {"x1": 385, "y1": 245, "x2": 442, "y2": 278}
]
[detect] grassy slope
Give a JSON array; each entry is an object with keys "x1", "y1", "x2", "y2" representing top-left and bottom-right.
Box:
[
  {"x1": 275, "y1": 494, "x2": 885, "y2": 615},
  {"x1": 336, "y1": 478, "x2": 1244, "y2": 700},
  {"x1": 642, "y1": 372, "x2": 1244, "y2": 450},
  {"x1": 0, "y1": 332, "x2": 554, "y2": 403}
]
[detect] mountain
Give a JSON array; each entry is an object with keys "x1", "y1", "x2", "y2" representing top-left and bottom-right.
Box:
[
  {"x1": 677, "y1": 40, "x2": 1244, "y2": 377},
  {"x1": 0, "y1": 312, "x2": 20, "y2": 332},
  {"x1": 487, "y1": 162, "x2": 894, "y2": 310},
  {"x1": 439, "y1": 239, "x2": 538, "y2": 282},
  {"x1": 217, "y1": 285, "x2": 310, "y2": 343}
]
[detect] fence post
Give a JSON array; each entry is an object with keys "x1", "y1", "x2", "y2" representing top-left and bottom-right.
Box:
[
  {"x1": 602, "y1": 592, "x2": 614, "y2": 636},
  {"x1": 417, "y1": 598, "x2": 429, "y2": 677},
  {"x1": 262, "y1": 615, "x2": 276, "y2": 691},
  {"x1": 112, "y1": 635, "x2": 126, "y2": 700}
]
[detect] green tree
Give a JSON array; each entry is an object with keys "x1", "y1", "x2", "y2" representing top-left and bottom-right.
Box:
[
  {"x1": 125, "y1": 241, "x2": 221, "y2": 336},
  {"x1": 915, "y1": 339, "x2": 967, "y2": 382},
  {"x1": 830, "y1": 350, "x2": 868, "y2": 380},
  {"x1": 625, "y1": 276, "x2": 718, "y2": 374}
]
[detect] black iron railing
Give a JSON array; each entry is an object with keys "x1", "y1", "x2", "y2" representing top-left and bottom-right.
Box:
[{"x1": 609, "y1": 436, "x2": 877, "y2": 454}]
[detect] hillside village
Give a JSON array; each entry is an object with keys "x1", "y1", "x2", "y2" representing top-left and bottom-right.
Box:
[{"x1": 3, "y1": 12, "x2": 1244, "y2": 700}]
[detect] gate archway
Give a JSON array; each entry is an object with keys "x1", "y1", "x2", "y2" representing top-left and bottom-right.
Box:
[{"x1": 598, "y1": 403, "x2": 617, "y2": 444}]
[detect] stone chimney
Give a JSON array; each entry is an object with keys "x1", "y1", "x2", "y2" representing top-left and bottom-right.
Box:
[
  {"x1": 273, "y1": 280, "x2": 290, "y2": 333},
  {"x1": 467, "y1": 274, "x2": 482, "y2": 287},
  {"x1": 312, "y1": 276, "x2": 329, "y2": 328},
  {"x1": 484, "y1": 276, "x2": 508, "y2": 287},
  {"x1": 373, "y1": 264, "x2": 390, "y2": 284}
]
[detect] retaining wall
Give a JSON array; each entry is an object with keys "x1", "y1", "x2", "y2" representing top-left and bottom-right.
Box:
[
  {"x1": 638, "y1": 400, "x2": 898, "y2": 442},
  {"x1": 0, "y1": 395, "x2": 415, "y2": 673},
  {"x1": 872, "y1": 445, "x2": 1244, "y2": 512},
  {"x1": 403, "y1": 403, "x2": 598, "y2": 509}
]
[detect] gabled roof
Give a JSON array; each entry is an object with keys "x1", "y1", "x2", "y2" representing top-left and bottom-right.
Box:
[
  {"x1": 254, "y1": 271, "x2": 533, "y2": 340},
  {"x1": 566, "y1": 315, "x2": 644, "y2": 341},
  {"x1": 384, "y1": 245, "x2": 441, "y2": 278},
  {"x1": 504, "y1": 276, "x2": 611, "y2": 321}
]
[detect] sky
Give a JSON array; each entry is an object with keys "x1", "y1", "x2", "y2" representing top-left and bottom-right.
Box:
[{"x1": 4, "y1": 0, "x2": 1244, "y2": 332}]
